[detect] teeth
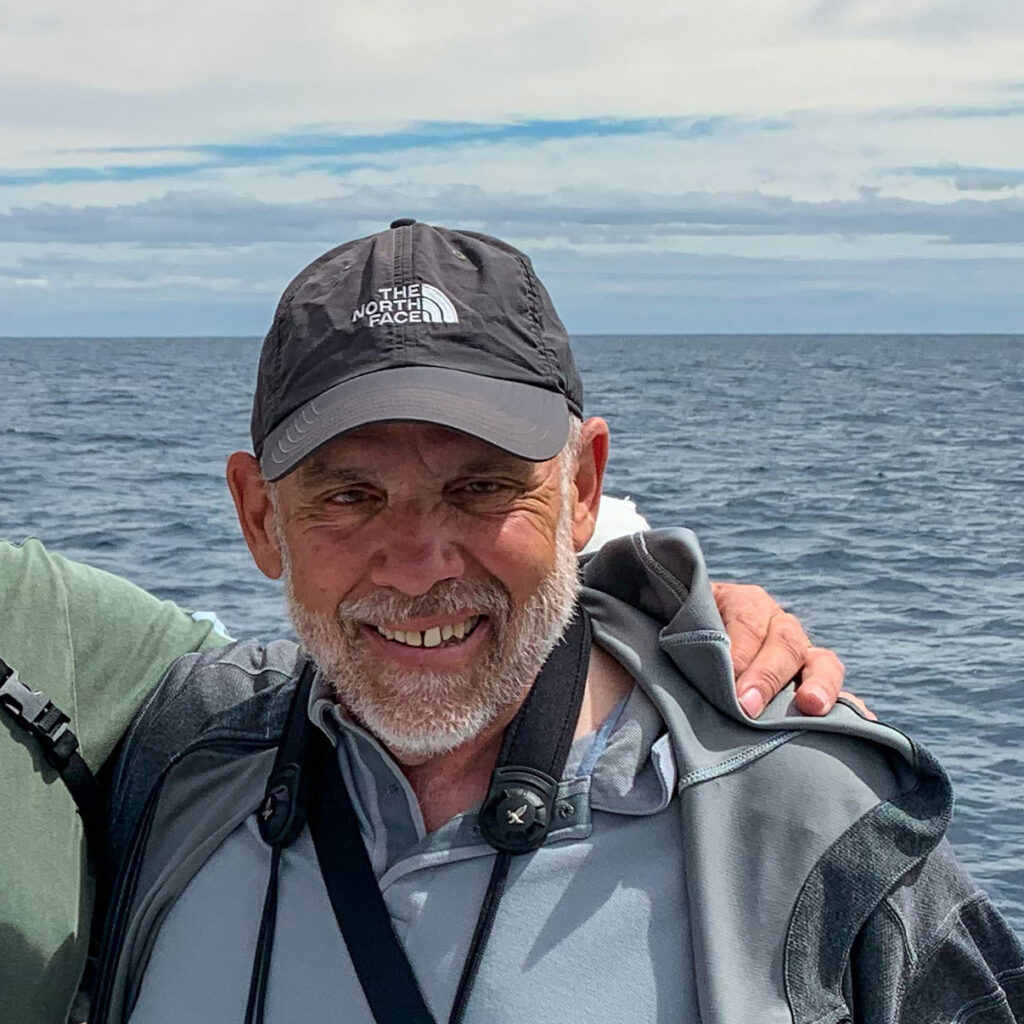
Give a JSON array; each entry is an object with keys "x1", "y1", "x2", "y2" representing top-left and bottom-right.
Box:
[{"x1": 373, "y1": 616, "x2": 479, "y2": 648}]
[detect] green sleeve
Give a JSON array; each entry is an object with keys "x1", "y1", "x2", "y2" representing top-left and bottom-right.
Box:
[
  {"x1": 0, "y1": 537, "x2": 229, "y2": 769},
  {"x1": 0, "y1": 538, "x2": 230, "y2": 1024}
]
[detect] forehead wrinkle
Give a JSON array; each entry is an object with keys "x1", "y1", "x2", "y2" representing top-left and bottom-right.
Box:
[
  {"x1": 293, "y1": 427, "x2": 547, "y2": 492},
  {"x1": 294, "y1": 457, "x2": 380, "y2": 490},
  {"x1": 457, "y1": 452, "x2": 538, "y2": 477}
]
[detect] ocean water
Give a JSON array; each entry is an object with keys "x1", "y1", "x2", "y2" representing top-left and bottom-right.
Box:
[{"x1": 2, "y1": 334, "x2": 1023, "y2": 932}]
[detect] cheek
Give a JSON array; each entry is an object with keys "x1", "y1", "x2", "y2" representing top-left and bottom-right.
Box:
[
  {"x1": 465, "y1": 515, "x2": 561, "y2": 605},
  {"x1": 283, "y1": 531, "x2": 365, "y2": 613}
]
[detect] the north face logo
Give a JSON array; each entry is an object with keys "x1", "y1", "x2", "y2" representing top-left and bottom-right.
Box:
[{"x1": 351, "y1": 282, "x2": 459, "y2": 328}]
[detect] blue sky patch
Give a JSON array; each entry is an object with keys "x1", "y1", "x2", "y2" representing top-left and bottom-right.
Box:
[{"x1": 0, "y1": 116, "x2": 795, "y2": 188}]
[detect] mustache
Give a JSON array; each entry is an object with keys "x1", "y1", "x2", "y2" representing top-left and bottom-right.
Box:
[{"x1": 335, "y1": 578, "x2": 511, "y2": 627}]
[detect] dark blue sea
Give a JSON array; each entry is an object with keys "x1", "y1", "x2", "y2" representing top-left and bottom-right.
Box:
[{"x1": 2, "y1": 334, "x2": 1023, "y2": 932}]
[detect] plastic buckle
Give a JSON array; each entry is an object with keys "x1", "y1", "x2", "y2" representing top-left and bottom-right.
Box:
[
  {"x1": 257, "y1": 763, "x2": 306, "y2": 847},
  {"x1": 0, "y1": 670, "x2": 78, "y2": 768},
  {"x1": 479, "y1": 766, "x2": 559, "y2": 854}
]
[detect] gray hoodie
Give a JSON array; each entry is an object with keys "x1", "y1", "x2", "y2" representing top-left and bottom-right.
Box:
[{"x1": 93, "y1": 530, "x2": 1024, "y2": 1023}]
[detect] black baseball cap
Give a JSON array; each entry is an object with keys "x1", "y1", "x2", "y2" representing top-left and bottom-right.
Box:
[{"x1": 252, "y1": 219, "x2": 583, "y2": 481}]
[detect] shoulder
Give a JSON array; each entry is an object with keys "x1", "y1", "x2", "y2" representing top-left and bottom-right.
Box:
[
  {"x1": 0, "y1": 539, "x2": 79, "y2": 703},
  {"x1": 0, "y1": 538, "x2": 231, "y2": 768},
  {"x1": 132, "y1": 637, "x2": 302, "y2": 724},
  {"x1": 106, "y1": 638, "x2": 301, "y2": 859},
  {"x1": 851, "y1": 839, "x2": 1024, "y2": 1020}
]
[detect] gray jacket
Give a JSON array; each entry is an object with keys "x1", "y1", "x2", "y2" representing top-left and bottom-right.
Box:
[{"x1": 93, "y1": 530, "x2": 1024, "y2": 1023}]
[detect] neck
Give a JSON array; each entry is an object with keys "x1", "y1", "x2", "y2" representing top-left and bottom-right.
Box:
[{"x1": 396, "y1": 644, "x2": 633, "y2": 832}]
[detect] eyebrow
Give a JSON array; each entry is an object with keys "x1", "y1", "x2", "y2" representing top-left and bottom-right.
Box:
[
  {"x1": 457, "y1": 454, "x2": 536, "y2": 477},
  {"x1": 294, "y1": 450, "x2": 536, "y2": 489},
  {"x1": 295, "y1": 461, "x2": 378, "y2": 489}
]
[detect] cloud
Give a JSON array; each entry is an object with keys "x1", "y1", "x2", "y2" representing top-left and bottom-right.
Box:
[
  {"x1": 2, "y1": 0, "x2": 1024, "y2": 159},
  {"x1": 0, "y1": 117, "x2": 769, "y2": 187},
  {"x1": 901, "y1": 161, "x2": 1024, "y2": 191},
  {"x1": 4, "y1": 104, "x2": 1021, "y2": 216},
  {"x1": 3, "y1": 182, "x2": 1024, "y2": 336},
  {"x1": 4, "y1": 242, "x2": 1023, "y2": 336},
  {"x1": 881, "y1": 102, "x2": 1024, "y2": 121},
  {"x1": 804, "y1": 0, "x2": 1024, "y2": 40},
  {"x1": 3, "y1": 185, "x2": 1024, "y2": 247},
  {"x1": 541, "y1": 247, "x2": 1024, "y2": 333},
  {"x1": 2, "y1": 3, "x2": 1023, "y2": 333}
]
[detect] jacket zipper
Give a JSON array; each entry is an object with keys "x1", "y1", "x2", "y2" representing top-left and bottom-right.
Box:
[{"x1": 92, "y1": 733, "x2": 276, "y2": 1024}]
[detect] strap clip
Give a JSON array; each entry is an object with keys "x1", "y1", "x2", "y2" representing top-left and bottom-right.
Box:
[
  {"x1": 479, "y1": 766, "x2": 559, "y2": 854},
  {"x1": 0, "y1": 668, "x2": 80, "y2": 770}
]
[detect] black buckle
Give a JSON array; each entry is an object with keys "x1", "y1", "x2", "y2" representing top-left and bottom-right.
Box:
[
  {"x1": 257, "y1": 764, "x2": 307, "y2": 847},
  {"x1": 478, "y1": 766, "x2": 559, "y2": 854},
  {"x1": 0, "y1": 669, "x2": 80, "y2": 769}
]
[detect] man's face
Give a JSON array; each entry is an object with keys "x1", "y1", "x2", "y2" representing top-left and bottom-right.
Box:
[{"x1": 269, "y1": 421, "x2": 581, "y2": 758}]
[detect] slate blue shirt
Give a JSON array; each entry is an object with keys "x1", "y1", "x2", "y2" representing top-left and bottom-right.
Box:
[{"x1": 127, "y1": 660, "x2": 699, "y2": 1024}]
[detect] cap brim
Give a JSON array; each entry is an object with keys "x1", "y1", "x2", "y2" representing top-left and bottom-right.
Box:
[{"x1": 260, "y1": 366, "x2": 571, "y2": 481}]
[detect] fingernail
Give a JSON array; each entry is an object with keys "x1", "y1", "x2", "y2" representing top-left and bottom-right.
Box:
[
  {"x1": 739, "y1": 688, "x2": 765, "y2": 718},
  {"x1": 802, "y1": 686, "x2": 828, "y2": 715}
]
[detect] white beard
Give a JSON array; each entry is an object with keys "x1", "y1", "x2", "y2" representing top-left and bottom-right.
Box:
[{"x1": 282, "y1": 499, "x2": 580, "y2": 759}]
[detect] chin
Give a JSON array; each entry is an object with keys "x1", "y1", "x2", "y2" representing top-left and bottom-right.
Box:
[
  {"x1": 330, "y1": 661, "x2": 521, "y2": 759},
  {"x1": 351, "y1": 709, "x2": 494, "y2": 760}
]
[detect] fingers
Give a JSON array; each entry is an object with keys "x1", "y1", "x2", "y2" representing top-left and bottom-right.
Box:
[
  {"x1": 713, "y1": 581, "x2": 870, "y2": 721},
  {"x1": 733, "y1": 609, "x2": 812, "y2": 719},
  {"x1": 741, "y1": 646, "x2": 878, "y2": 721},
  {"x1": 790, "y1": 647, "x2": 845, "y2": 716},
  {"x1": 711, "y1": 582, "x2": 781, "y2": 679}
]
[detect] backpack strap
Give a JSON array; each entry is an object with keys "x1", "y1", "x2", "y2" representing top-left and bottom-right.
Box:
[{"x1": 0, "y1": 655, "x2": 104, "y2": 851}]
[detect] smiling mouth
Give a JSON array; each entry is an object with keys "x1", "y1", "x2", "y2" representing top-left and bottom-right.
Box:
[{"x1": 371, "y1": 615, "x2": 483, "y2": 649}]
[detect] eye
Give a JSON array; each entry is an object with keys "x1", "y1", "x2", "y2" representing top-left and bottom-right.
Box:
[
  {"x1": 462, "y1": 480, "x2": 504, "y2": 495},
  {"x1": 448, "y1": 477, "x2": 521, "y2": 512},
  {"x1": 328, "y1": 487, "x2": 378, "y2": 506}
]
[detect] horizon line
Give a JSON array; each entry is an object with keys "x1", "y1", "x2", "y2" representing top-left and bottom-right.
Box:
[{"x1": 2, "y1": 332, "x2": 1023, "y2": 341}]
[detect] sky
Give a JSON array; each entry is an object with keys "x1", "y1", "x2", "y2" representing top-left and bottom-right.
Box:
[{"x1": 1, "y1": 0, "x2": 1023, "y2": 335}]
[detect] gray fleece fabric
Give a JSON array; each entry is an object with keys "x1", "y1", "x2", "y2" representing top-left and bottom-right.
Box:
[{"x1": 95, "y1": 529, "x2": 1024, "y2": 1024}]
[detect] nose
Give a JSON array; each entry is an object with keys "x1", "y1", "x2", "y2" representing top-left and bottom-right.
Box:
[{"x1": 366, "y1": 501, "x2": 465, "y2": 596}]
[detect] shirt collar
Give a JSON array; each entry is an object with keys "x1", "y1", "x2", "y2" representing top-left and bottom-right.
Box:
[{"x1": 304, "y1": 596, "x2": 679, "y2": 827}]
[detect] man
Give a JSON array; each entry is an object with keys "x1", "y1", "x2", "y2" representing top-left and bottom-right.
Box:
[
  {"x1": 0, "y1": 522, "x2": 842, "y2": 1024},
  {"x1": 11, "y1": 219, "x2": 1019, "y2": 1023},
  {"x1": 0, "y1": 459, "x2": 843, "y2": 1018}
]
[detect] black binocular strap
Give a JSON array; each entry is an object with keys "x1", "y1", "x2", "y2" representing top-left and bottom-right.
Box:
[
  {"x1": 449, "y1": 606, "x2": 592, "y2": 1024},
  {"x1": 246, "y1": 658, "x2": 319, "y2": 1024},
  {"x1": 308, "y1": 733, "x2": 436, "y2": 1023}
]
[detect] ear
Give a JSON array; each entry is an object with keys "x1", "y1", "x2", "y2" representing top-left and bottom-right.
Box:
[
  {"x1": 225, "y1": 451, "x2": 284, "y2": 579},
  {"x1": 570, "y1": 417, "x2": 610, "y2": 551}
]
